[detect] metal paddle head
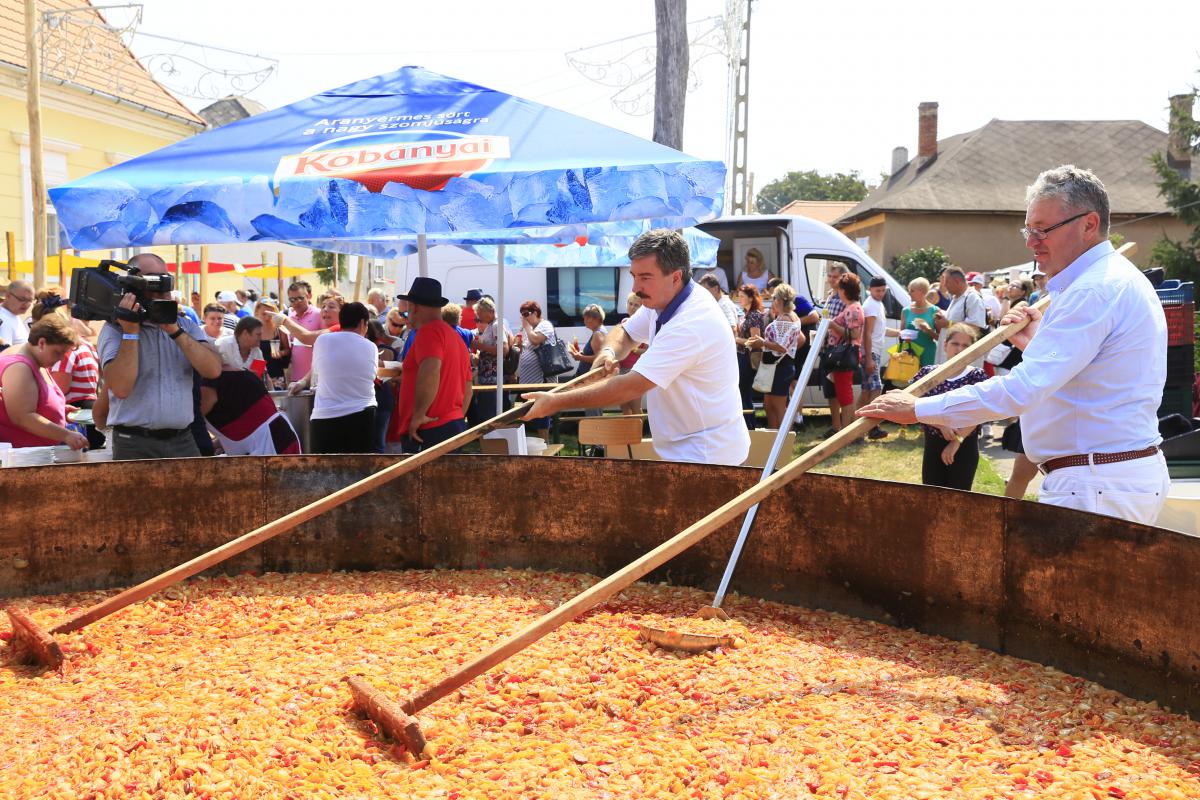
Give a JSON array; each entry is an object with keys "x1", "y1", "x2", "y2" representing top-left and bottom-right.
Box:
[
  {"x1": 346, "y1": 676, "x2": 427, "y2": 757},
  {"x1": 637, "y1": 624, "x2": 733, "y2": 654},
  {"x1": 5, "y1": 607, "x2": 64, "y2": 670}
]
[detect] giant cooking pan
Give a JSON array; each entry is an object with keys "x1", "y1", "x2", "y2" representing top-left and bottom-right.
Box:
[{"x1": 3, "y1": 455, "x2": 1198, "y2": 716}]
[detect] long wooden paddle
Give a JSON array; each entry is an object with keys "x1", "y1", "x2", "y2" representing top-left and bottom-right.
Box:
[
  {"x1": 348, "y1": 295, "x2": 1052, "y2": 755},
  {"x1": 6, "y1": 368, "x2": 603, "y2": 669}
]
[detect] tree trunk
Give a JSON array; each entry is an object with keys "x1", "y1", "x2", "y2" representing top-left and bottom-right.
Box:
[{"x1": 653, "y1": 0, "x2": 688, "y2": 150}]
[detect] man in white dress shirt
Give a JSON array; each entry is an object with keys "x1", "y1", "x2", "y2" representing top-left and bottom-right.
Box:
[
  {"x1": 522, "y1": 229, "x2": 750, "y2": 465},
  {"x1": 858, "y1": 165, "x2": 1169, "y2": 525},
  {"x1": 0, "y1": 279, "x2": 33, "y2": 349}
]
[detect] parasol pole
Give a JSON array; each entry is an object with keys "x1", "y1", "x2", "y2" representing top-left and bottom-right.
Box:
[
  {"x1": 258, "y1": 250, "x2": 267, "y2": 300},
  {"x1": 6, "y1": 231, "x2": 14, "y2": 282},
  {"x1": 417, "y1": 233, "x2": 428, "y2": 278},
  {"x1": 24, "y1": 0, "x2": 46, "y2": 289},
  {"x1": 332, "y1": 252, "x2": 339, "y2": 293},
  {"x1": 199, "y1": 246, "x2": 209, "y2": 308},
  {"x1": 276, "y1": 251, "x2": 284, "y2": 303},
  {"x1": 173, "y1": 245, "x2": 181, "y2": 287},
  {"x1": 496, "y1": 244, "x2": 505, "y2": 416},
  {"x1": 353, "y1": 255, "x2": 366, "y2": 302}
]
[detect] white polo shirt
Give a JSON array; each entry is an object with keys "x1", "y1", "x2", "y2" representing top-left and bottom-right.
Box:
[
  {"x1": 624, "y1": 283, "x2": 750, "y2": 465},
  {"x1": 0, "y1": 306, "x2": 29, "y2": 347}
]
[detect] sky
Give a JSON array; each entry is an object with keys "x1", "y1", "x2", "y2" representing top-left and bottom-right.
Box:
[{"x1": 117, "y1": 0, "x2": 1199, "y2": 194}]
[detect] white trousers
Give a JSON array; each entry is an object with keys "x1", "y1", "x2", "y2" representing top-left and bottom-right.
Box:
[{"x1": 1039, "y1": 451, "x2": 1170, "y2": 526}]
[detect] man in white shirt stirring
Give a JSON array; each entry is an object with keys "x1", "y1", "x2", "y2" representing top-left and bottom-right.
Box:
[
  {"x1": 859, "y1": 165, "x2": 1169, "y2": 525},
  {"x1": 522, "y1": 229, "x2": 750, "y2": 465}
]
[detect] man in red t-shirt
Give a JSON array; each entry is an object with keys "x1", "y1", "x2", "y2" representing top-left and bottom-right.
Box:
[
  {"x1": 461, "y1": 288, "x2": 482, "y2": 332},
  {"x1": 395, "y1": 277, "x2": 473, "y2": 453}
]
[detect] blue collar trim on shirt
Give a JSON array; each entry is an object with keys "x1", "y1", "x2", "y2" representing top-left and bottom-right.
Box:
[
  {"x1": 655, "y1": 280, "x2": 695, "y2": 333},
  {"x1": 1046, "y1": 240, "x2": 1113, "y2": 295}
]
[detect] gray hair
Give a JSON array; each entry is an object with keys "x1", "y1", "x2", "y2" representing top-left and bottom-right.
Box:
[
  {"x1": 474, "y1": 296, "x2": 495, "y2": 314},
  {"x1": 1025, "y1": 164, "x2": 1110, "y2": 235},
  {"x1": 628, "y1": 228, "x2": 691, "y2": 283},
  {"x1": 582, "y1": 303, "x2": 604, "y2": 320}
]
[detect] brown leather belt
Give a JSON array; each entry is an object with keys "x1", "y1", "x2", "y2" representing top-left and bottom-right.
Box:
[{"x1": 1037, "y1": 446, "x2": 1159, "y2": 475}]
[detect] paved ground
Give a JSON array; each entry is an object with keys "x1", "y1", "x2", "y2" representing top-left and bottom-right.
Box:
[{"x1": 979, "y1": 422, "x2": 1043, "y2": 497}]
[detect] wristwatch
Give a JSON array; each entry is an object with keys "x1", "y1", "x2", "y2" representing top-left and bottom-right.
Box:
[{"x1": 169, "y1": 328, "x2": 185, "y2": 340}]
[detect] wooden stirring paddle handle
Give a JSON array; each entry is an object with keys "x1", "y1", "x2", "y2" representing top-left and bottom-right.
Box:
[
  {"x1": 398, "y1": 297, "x2": 1050, "y2": 716},
  {"x1": 52, "y1": 368, "x2": 604, "y2": 635}
]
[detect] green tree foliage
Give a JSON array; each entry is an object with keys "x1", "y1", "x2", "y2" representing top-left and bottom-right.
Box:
[
  {"x1": 1150, "y1": 83, "x2": 1200, "y2": 284},
  {"x1": 890, "y1": 246, "x2": 951, "y2": 287},
  {"x1": 755, "y1": 170, "x2": 869, "y2": 213},
  {"x1": 310, "y1": 250, "x2": 349, "y2": 288}
]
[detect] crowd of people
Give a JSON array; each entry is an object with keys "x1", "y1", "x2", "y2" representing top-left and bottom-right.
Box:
[
  {"x1": 0, "y1": 259, "x2": 638, "y2": 461},
  {"x1": 0, "y1": 166, "x2": 1176, "y2": 527},
  {"x1": 0, "y1": 240, "x2": 1101, "y2": 485}
]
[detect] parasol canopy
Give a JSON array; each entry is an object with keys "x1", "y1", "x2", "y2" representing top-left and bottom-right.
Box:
[{"x1": 50, "y1": 66, "x2": 725, "y2": 254}]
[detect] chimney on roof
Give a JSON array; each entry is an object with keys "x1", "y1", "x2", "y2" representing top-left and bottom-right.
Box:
[
  {"x1": 917, "y1": 102, "x2": 939, "y2": 163},
  {"x1": 891, "y1": 146, "x2": 909, "y2": 175},
  {"x1": 1167, "y1": 92, "x2": 1195, "y2": 178}
]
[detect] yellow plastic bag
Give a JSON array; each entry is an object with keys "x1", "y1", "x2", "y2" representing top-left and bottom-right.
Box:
[{"x1": 883, "y1": 349, "x2": 920, "y2": 384}]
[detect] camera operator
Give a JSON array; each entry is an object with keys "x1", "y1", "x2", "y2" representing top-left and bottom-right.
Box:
[{"x1": 98, "y1": 253, "x2": 222, "y2": 460}]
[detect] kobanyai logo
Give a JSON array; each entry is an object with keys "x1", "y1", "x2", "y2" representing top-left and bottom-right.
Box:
[{"x1": 274, "y1": 131, "x2": 510, "y2": 195}]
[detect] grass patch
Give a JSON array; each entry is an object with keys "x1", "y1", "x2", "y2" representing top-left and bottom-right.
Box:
[
  {"x1": 550, "y1": 411, "x2": 1016, "y2": 498},
  {"x1": 789, "y1": 417, "x2": 1011, "y2": 497}
]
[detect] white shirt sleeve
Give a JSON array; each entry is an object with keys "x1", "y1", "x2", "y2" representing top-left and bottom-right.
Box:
[
  {"x1": 916, "y1": 287, "x2": 1110, "y2": 429},
  {"x1": 622, "y1": 305, "x2": 652, "y2": 344}
]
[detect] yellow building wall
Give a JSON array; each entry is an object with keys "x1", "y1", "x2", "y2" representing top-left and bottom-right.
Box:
[{"x1": 0, "y1": 79, "x2": 200, "y2": 281}]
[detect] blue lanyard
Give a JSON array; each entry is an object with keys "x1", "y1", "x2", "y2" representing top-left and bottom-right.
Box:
[{"x1": 655, "y1": 280, "x2": 695, "y2": 334}]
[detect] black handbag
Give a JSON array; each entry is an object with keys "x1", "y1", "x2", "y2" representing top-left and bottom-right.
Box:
[
  {"x1": 820, "y1": 341, "x2": 860, "y2": 373},
  {"x1": 536, "y1": 332, "x2": 574, "y2": 377}
]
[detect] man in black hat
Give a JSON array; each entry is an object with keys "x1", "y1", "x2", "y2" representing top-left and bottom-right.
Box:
[
  {"x1": 394, "y1": 277, "x2": 473, "y2": 452},
  {"x1": 461, "y1": 288, "x2": 482, "y2": 332}
]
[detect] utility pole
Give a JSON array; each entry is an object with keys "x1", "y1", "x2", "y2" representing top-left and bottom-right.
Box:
[
  {"x1": 653, "y1": 0, "x2": 688, "y2": 150},
  {"x1": 24, "y1": 0, "x2": 46, "y2": 285},
  {"x1": 730, "y1": 0, "x2": 752, "y2": 215}
]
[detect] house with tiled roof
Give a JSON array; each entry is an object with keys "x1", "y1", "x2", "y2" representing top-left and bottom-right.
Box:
[
  {"x1": 834, "y1": 102, "x2": 1193, "y2": 271},
  {"x1": 0, "y1": 0, "x2": 204, "y2": 268},
  {"x1": 776, "y1": 199, "x2": 858, "y2": 226}
]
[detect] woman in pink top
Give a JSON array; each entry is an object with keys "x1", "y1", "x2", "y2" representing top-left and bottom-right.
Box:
[
  {"x1": 826, "y1": 272, "x2": 866, "y2": 433},
  {"x1": 0, "y1": 315, "x2": 87, "y2": 449}
]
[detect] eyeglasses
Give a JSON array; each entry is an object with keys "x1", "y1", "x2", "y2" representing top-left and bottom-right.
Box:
[
  {"x1": 9, "y1": 294, "x2": 33, "y2": 304},
  {"x1": 1020, "y1": 211, "x2": 1090, "y2": 241},
  {"x1": 520, "y1": 310, "x2": 533, "y2": 317},
  {"x1": 286, "y1": 296, "x2": 305, "y2": 304}
]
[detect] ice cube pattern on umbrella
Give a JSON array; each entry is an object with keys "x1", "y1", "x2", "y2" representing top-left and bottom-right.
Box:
[{"x1": 50, "y1": 67, "x2": 725, "y2": 251}]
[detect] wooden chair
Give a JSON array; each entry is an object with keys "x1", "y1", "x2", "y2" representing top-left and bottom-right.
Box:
[
  {"x1": 577, "y1": 416, "x2": 645, "y2": 459},
  {"x1": 741, "y1": 428, "x2": 796, "y2": 469}
]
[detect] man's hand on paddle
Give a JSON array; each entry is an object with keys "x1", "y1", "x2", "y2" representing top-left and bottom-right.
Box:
[
  {"x1": 857, "y1": 390, "x2": 919, "y2": 425},
  {"x1": 521, "y1": 391, "x2": 560, "y2": 421},
  {"x1": 591, "y1": 347, "x2": 621, "y2": 376},
  {"x1": 1001, "y1": 304, "x2": 1042, "y2": 351}
]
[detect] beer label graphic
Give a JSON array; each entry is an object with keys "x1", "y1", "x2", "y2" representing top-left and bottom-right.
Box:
[{"x1": 275, "y1": 133, "x2": 510, "y2": 194}]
